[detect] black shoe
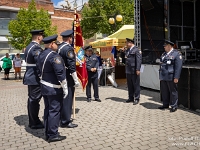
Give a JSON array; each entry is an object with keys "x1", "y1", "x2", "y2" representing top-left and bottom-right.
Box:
[
  {"x1": 29, "y1": 123, "x2": 44, "y2": 129},
  {"x1": 158, "y1": 106, "x2": 169, "y2": 110},
  {"x1": 133, "y1": 100, "x2": 139, "y2": 105},
  {"x1": 126, "y1": 99, "x2": 133, "y2": 103},
  {"x1": 87, "y1": 98, "x2": 91, "y2": 102},
  {"x1": 170, "y1": 107, "x2": 177, "y2": 112},
  {"x1": 7, "y1": 78, "x2": 10, "y2": 80},
  {"x1": 48, "y1": 135, "x2": 66, "y2": 143},
  {"x1": 45, "y1": 135, "x2": 49, "y2": 141},
  {"x1": 60, "y1": 122, "x2": 78, "y2": 128},
  {"x1": 95, "y1": 98, "x2": 101, "y2": 102}
]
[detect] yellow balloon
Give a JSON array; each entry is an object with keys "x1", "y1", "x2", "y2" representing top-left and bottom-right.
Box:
[
  {"x1": 109, "y1": 18, "x2": 115, "y2": 24},
  {"x1": 116, "y1": 15, "x2": 123, "y2": 22}
]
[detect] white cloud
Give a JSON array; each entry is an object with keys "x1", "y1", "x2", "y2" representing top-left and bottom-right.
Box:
[{"x1": 54, "y1": 0, "x2": 88, "y2": 10}]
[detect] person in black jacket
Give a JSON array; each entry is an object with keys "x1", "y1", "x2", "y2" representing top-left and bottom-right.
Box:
[
  {"x1": 159, "y1": 40, "x2": 183, "y2": 112},
  {"x1": 85, "y1": 46, "x2": 101, "y2": 102},
  {"x1": 125, "y1": 38, "x2": 142, "y2": 105}
]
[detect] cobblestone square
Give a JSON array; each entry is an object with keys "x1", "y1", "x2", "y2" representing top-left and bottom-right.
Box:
[{"x1": 1, "y1": 73, "x2": 200, "y2": 150}]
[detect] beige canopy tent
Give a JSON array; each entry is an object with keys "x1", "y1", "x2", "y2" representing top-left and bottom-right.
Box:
[{"x1": 89, "y1": 25, "x2": 135, "y2": 48}]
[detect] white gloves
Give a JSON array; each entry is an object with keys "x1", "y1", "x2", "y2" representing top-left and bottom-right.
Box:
[
  {"x1": 60, "y1": 79, "x2": 68, "y2": 98},
  {"x1": 71, "y1": 72, "x2": 80, "y2": 87}
]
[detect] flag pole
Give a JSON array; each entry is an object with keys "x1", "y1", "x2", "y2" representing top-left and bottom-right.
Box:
[{"x1": 73, "y1": 1, "x2": 77, "y2": 119}]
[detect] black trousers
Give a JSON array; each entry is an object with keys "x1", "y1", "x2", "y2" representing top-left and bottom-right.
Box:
[
  {"x1": 61, "y1": 86, "x2": 75, "y2": 125},
  {"x1": 43, "y1": 94, "x2": 62, "y2": 139},
  {"x1": 27, "y1": 85, "x2": 42, "y2": 125},
  {"x1": 126, "y1": 74, "x2": 140, "y2": 101},
  {"x1": 86, "y1": 77, "x2": 99, "y2": 99},
  {"x1": 160, "y1": 80, "x2": 178, "y2": 108}
]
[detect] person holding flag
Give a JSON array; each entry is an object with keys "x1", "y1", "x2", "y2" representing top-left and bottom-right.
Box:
[{"x1": 58, "y1": 30, "x2": 79, "y2": 128}]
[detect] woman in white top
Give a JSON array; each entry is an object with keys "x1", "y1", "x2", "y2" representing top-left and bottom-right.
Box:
[{"x1": 13, "y1": 53, "x2": 22, "y2": 79}]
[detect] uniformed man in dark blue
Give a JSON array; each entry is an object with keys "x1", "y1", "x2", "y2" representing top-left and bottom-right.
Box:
[
  {"x1": 159, "y1": 40, "x2": 183, "y2": 112},
  {"x1": 85, "y1": 46, "x2": 101, "y2": 102},
  {"x1": 125, "y1": 38, "x2": 142, "y2": 105},
  {"x1": 37, "y1": 34, "x2": 68, "y2": 142},
  {"x1": 23, "y1": 29, "x2": 44, "y2": 129},
  {"x1": 58, "y1": 30, "x2": 79, "y2": 128}
]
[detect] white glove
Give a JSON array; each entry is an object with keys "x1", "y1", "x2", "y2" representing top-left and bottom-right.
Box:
[
  {"x1": 59, "y1": 79, "x2": 68, "y2": 98},
  {"x1": 71, "y1": 72, "x2": 80, "y2": 87}
]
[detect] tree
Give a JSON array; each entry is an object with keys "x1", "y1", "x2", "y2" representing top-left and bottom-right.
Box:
[
  {"x1": 8, "y1": 0, "x2": 57, "y2": 50},
  {"x1": 81, "y1": 0, "x2": 134, "y2": 39}
]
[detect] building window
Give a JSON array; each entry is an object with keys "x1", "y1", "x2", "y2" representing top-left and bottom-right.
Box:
[{"x1": 0, "y1": 42, "x2": 10, "y2": 49}]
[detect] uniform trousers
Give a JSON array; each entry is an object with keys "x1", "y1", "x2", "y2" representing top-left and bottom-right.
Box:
[
  {"x1": 27, "y1": 85, "x2": 42, "y2": 125},
  {"x1": 86, "y1": 77, "x2": 99, "y2": 99},
  {"x1": 61, "y1": 86, "x2": 75, "y2": 125},
  {"x1": 160, "y1": 80, "x2": 178, "y2": 108},
  {"x1": 43, "y1": 94, "x2": 62, "y2": 139},
  {"x1": 126, "y1": 74, "x2": 140, "y2": 101}
]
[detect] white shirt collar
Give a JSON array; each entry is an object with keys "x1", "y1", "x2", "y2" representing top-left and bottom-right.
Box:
[{"x1": 32, "y1": 41, "x2": 39, "y2": 44}]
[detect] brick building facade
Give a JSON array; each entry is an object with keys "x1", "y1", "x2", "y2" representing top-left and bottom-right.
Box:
[{"x1": 0, "y1": 0, "x2": 75, "y2": 54}]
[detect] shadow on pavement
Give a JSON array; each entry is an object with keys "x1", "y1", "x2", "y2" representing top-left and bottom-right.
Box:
[
  {"x1": 105, "y1": 97, "x2": 126, "y2": 103},
  {"x1": 14, "y1": 115, "x2": 46, "y2": 140},
  {"x1": 140, "y1": 102, "x2": 161, "y2": 109}
]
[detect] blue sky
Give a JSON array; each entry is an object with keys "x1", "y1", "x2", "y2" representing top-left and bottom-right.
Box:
[{"x1": 52, "y1": 0, "x2": 88, "y2": 8}]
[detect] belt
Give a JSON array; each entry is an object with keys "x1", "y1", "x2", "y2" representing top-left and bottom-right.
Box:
[
  {"x1": 26, "y1": 63, "x2": 36, "y2": 66},
  {"x1": 40, "y1": 80, "x2": 62, "y2": 89}
]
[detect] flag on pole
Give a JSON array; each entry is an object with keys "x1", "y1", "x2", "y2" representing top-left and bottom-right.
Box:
[
  {"x1": 73, "y1": 13, "x2": 88, "y2": 91},
  {"x1": 111, "y1": 46, "x2": 117, "y2": 67}
]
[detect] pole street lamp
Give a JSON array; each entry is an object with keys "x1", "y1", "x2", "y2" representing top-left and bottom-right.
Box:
[{"x1": 108, "y1": 14, "x2": 123, "y2": 32}]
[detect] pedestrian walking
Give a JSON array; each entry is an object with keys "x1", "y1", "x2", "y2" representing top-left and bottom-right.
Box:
[
  {"x1": 2, "y1": 53, "x2": 12, "y2": 80},
  {"x1": 13, "y1": 53, "x2": 22, "y2": 79}
]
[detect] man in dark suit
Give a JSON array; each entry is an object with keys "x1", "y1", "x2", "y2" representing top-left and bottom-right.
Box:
[
  {"x1": 37, "y1": 34, "x2": 67, "y2": 143},
  {"x1": 23, "y1": 29, "x2": 44, "y2": 129},
  {"x1": 159, "y1": 40, "x2": 183, "y2": 112},
  {"x1": 125, "y1": 38, "x2": 142, "y2": 105},
  {"x1": 58, "y1": 30, "x2": 79, "y2": 128},
  {"x1": 85, "y1": 46, "x2": 101, "y2": 102}
]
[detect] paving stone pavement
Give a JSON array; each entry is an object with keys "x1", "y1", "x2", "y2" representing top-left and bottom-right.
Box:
[{"x1": 1, "y1": 73, "x2": 200, "y2": 150}]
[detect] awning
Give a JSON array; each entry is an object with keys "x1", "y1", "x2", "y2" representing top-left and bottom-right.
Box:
[
  {"x1": 108, "y1": 25, "x2": 135, "y2": 39},
  {"x1": 89, "y1": 25, "x2": 135, "y2": 48}
]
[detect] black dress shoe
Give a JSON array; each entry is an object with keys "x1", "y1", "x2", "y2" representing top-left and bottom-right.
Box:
[
  {"x1": 48, "y1": 135, "x2": 66, "y2": 143},
  {"x1": 126, "y1": 99, "x2": 133, "y2": 103},
  {"x1": 60, "y1": 122, "x2": 78, "y2": 128},
  {"x1": 158, "y1": 106, "x2": 169, "y2": 110},
  {"x1": 45, "y1": 135, "x2": 49, "y2": 141},
  {"x1": 29, "y1": 123, "x2": 44, "y2": 129},
  {"x1": 95, "y1": 99, "x2": 101, "y2": 102},
  {"x1": 170, "y1": 107, "x2": 177, "y2": 112},
  {"x1": 133, "y1": 100, "x2": 139, "y2": 105},
  {"x1": 87, "y1": 98, "x2": 91, "y2": 102}
]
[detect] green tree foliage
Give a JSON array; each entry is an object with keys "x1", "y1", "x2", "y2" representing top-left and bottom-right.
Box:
[
  {"x1": 8, "y1": 0, "x2": 57, "y2": 50},
  {"x1": 81, "y1": 0, "x2": 134, "y2": 39}
]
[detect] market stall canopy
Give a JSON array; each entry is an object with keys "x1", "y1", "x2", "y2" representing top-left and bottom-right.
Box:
[
  {"x1": 108, "y1": 25, "x2": 135, "y2": 39},
  {"x1": 89, "y1": 25, "x2": 134, "y2": 48}
]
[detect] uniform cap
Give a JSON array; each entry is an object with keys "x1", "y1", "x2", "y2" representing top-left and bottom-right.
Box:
[
  {"x1": 126, "y1": 38, "x2": 134, "y2": 43},
  {"x1": 42, "y1": 35, "x2": 58, "y2": 44},
  {"x1": 60, "y1": 30, "x2": 74, "y2": 37},
  {"x1": 84, "y1": 45, "x2": 93, "y2": 51},
  {"x1": 163, "y1": 40, "x2": 174, "y2": 46},
  {"x1": 30, "y1": 29, "x2": 44, "y2": 35}
]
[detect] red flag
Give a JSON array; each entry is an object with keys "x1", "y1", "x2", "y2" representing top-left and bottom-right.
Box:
[{"x1": 74, "y1": 14, "x2": 88, "y2": 91}]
